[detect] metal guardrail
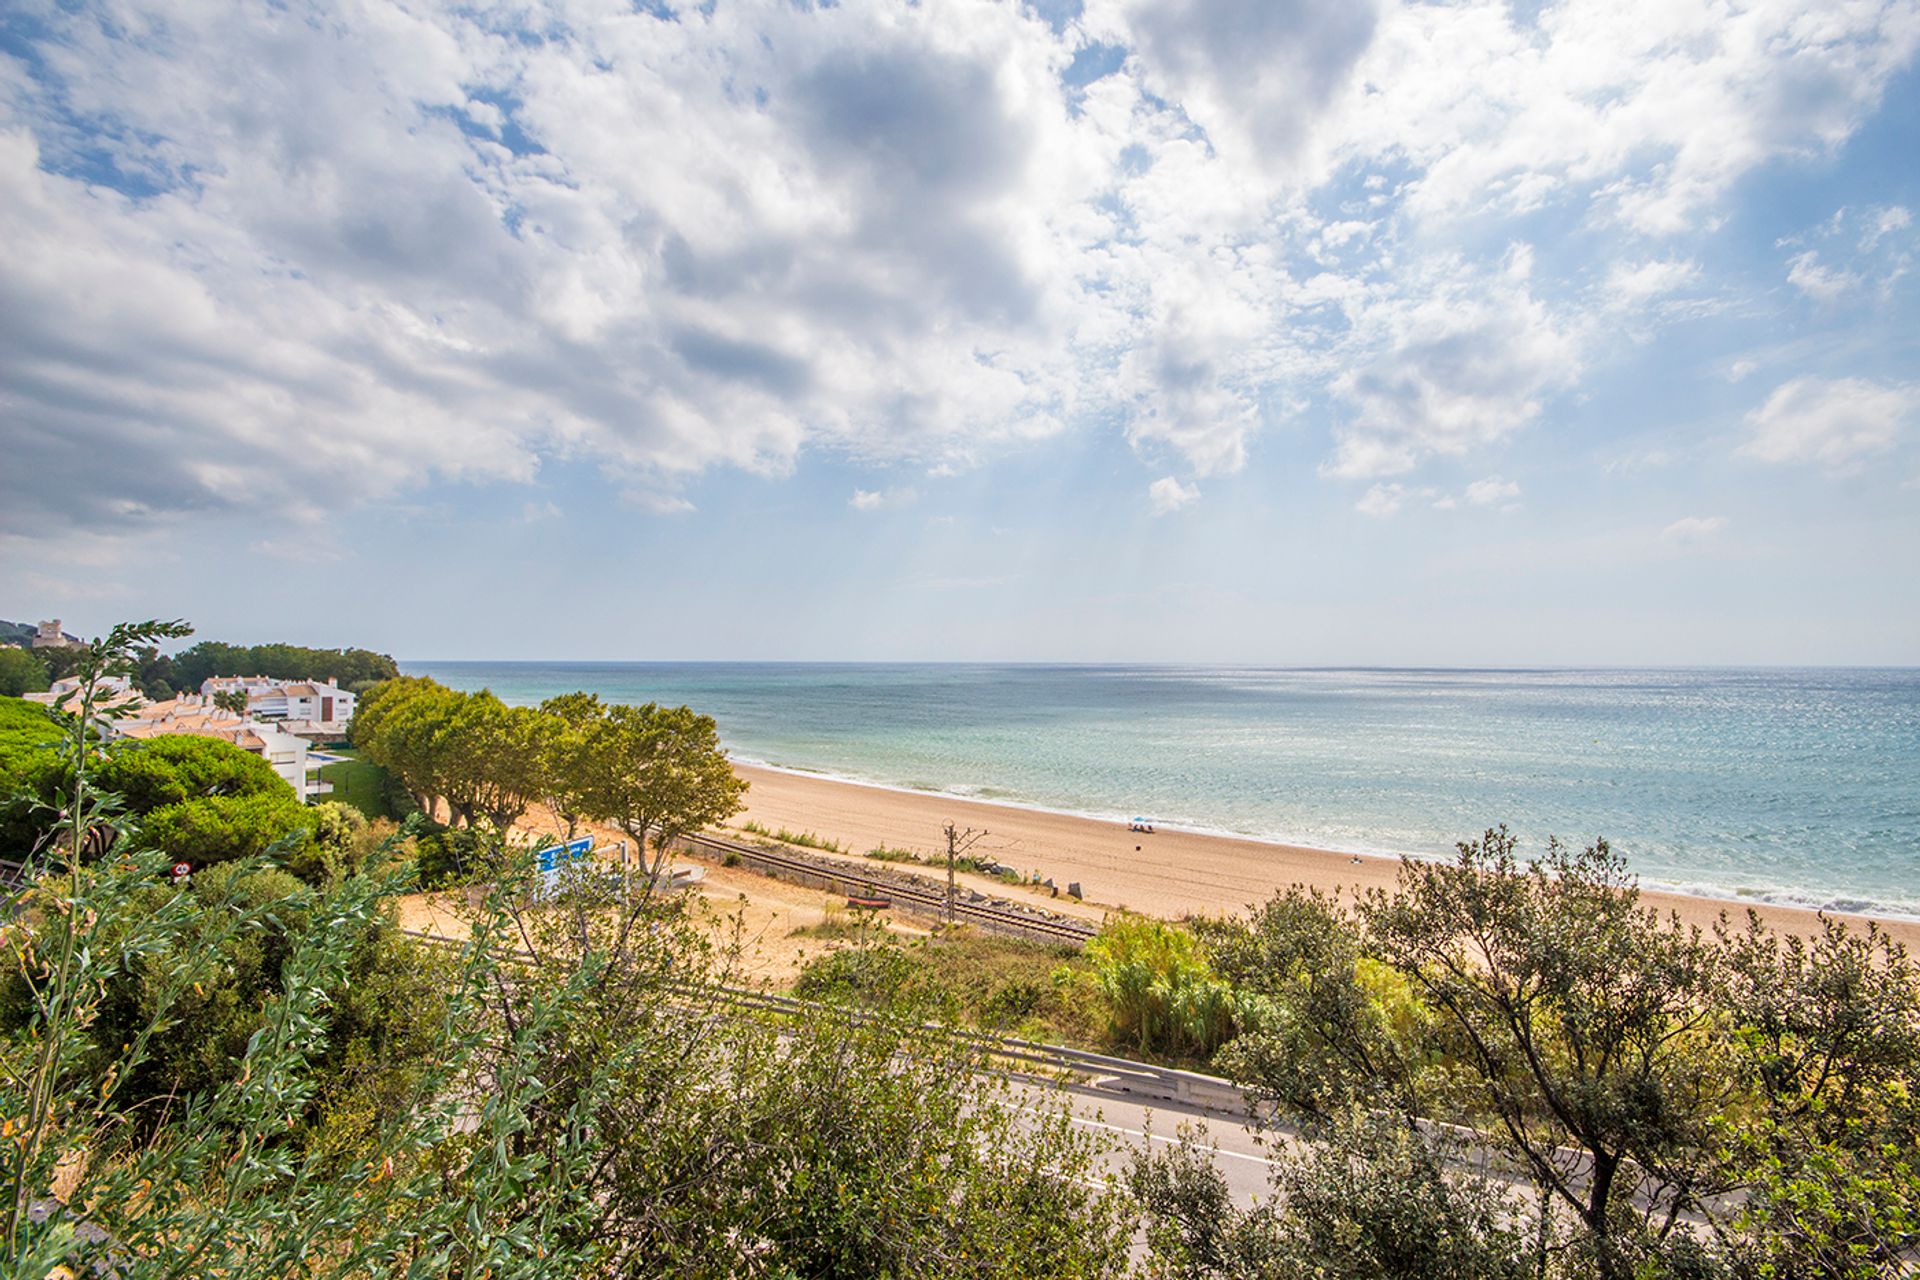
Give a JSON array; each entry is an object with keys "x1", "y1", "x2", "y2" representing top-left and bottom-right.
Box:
[{"x1": 674, "y1": 831, "x2": 1098, "y2": 948}]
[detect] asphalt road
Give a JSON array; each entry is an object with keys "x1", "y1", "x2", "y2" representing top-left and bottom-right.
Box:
[{"x1": 1026, "y1": 1076, "x2": 1286, "y2": 1206}]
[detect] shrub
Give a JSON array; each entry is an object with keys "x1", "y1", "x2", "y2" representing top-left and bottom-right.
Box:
[
  {"x1": 138, "y1": 792, "x2": 315, "y2": 871},
  {"x1": 0, "y1": 855, "x2": 444, "y2": 1147},
  {"x1": 742, "y1": 820, "x2": 843, "y2": 852},
  {"x1": 1076, "y1": 917, "x2": 1252, "y2": 1059},
  {"x1": 96, "y1": 733, "x2": 289, "y2": 812},
  {"x1": 0, "y1": 648, "x2": 49, "y2": 697},
  {"x1": 793, "y1": 944, "x2": 945, "y2": 1012},
  {"x1": 0, "y1": 698, "x2": 62, "y2": 852},
  {"x1": 865, "y1": 844, "x2": 922, "y2": 864},
  {"x1": 410, "y1": 822, "x2": 503, "y2": 888}
]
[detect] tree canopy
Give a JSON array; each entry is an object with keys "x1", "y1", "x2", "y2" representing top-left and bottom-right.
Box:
[
  {"x1": 1193, "y1": 827, "x2": 1920, "y2": 1279},
  {"x1": 11, "y1": 623, "x2": 1916, "y2": 1279},
  {"x1": 577, "y1": 701, "x2": 747, "y2": 876},
  {"x1": 94, "y1": 733, "x2": 288, "y2": 812},
  {"x1": 0, "y1": 649, "x2": 48, "y2": 698},
  {"x1": 352, "y1": 678, "x2": 746, "y2": 869},
  {"x1": 167, "y1": 641, "x2": 399, "y2": 691}
]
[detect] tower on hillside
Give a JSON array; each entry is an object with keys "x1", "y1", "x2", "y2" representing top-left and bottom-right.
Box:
[{"x1": 32, "y1": 620, "x2": 81, "y2": 649}]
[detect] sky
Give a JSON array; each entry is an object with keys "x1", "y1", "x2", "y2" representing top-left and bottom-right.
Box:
[{"x1": 2, "y1": 0, "x2": 1917, "y2": 665}]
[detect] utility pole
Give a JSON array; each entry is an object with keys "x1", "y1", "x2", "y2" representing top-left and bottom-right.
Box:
[{"x1": 942, "y1": 821, "x2": 985, "y2": 927}]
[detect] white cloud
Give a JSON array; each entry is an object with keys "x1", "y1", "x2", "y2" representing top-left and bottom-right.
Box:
[
  {"x1": 1786, "y1": 251, "x2": 1861, "y2": 303},
  {"x1": 1604, "y1": 448, "x2": 1675, "y2": 475},
  {"x1": 850, "y1": 486, "x2": 918, "y2": 511},
  {"x1": 1355, "y1": 0, "x2": 1920, "y2": 234},
  {"x1": 629, "y1": 492, "x2": 697, "y2": 517},
  {"x1": 1605, "y1": 258, "x2": 1700, "y2": 307},
  {"x1": 1465, "y1": 476, "x2": 1521, "y2": 506},
  {"x1": 1740, "y1": 377, "x2": 1918, "y2": 469},
  {"x1": 1661, "y1": 515, "x2": 1728, "y2": 546},
  {"x1": 1148, "y1": 476, "x2": 1201, "y2": 515},
  {"x1": 1082, "y1": 0, "x2": 1380, "y2": 175},
  {"x1": 1324, "y1": 246, "x2": 1580, "y2": 479},
  {"x1": 0, "y1": 0, "x2": 1915, "y2": 545},
  {"x1": 1863, "y1": 205, "x2": 1913, "y2": 250},
  {"x1": 1355, "y1": 483, "x2": 1407, "y2": 518}
]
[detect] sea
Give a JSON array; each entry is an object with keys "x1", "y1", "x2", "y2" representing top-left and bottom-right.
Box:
[{"x1": 402, "y1": 663, "x2": 1920, "y2": 921}]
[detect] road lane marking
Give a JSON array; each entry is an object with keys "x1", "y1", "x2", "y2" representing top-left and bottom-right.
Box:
[{"x1": 1068, "y1": 1115, "x2": 1279, "y2": 1166}]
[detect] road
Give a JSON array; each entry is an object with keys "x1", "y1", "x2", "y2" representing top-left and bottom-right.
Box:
[{"x1": 1011, "y1": 1074, "x2": 1284, "y2": 1205}]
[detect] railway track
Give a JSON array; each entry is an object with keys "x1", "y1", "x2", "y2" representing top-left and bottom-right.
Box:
[{"x1": 675, "y1": 831, "x2": 1097, "y2": 947}]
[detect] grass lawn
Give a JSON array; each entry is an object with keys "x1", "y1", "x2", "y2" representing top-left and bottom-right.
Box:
[{"x1": 318, "y1": 750, "x2": 392, "y2": 819}]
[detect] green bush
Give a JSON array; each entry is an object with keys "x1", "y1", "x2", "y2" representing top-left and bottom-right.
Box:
[
  {"x1": 1076, "y1": 917, "x2": 1252, "y2": 1060},
  {"x1": 410, "y1": 822, "x2": 503, "y2": 888},
  {"x1": 96, "y1": 733, "x2": 289, "y2": 811},
  {"x1": 0, "y1": 856, "x2": 445, "y2": 1149},
  {"x1": 742, "y1": 820, "x2": 844, "y2": 852},
  {"x1": 5, "y1": 727, "x2": 301, "y2": 859},
  {"x1": 138, "y1": 792, "x2": 316, "y2": 871},
  {"x1": 0, "y1": 648, "x2": 49, "y2": 697},
  {"x1": 0, "y1": 698, "x2": 62, "y2": 853},
  {"x1": 793, "y1": 944, "x2": 945, "y2": 1012},
  {"x1": 864, "y1": 844, "x2": 922, "y2": 863},
  {"x1": 294, "y1": 801, "x2": 375, "y2": 883}
]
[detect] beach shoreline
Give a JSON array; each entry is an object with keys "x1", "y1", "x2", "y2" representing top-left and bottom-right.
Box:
[{"x1": 730, "y1": 762, "x2": 1920, "y2": 949}]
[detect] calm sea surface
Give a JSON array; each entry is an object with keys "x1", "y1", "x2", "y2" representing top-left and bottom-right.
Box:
[{"x1": 403, "y1": 663, "x2": 1920, "y2": 919}]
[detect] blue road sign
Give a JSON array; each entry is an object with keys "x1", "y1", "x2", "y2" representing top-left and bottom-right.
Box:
[{"x1": 535, "y1": 836, "x2": 594, "y2": 874}]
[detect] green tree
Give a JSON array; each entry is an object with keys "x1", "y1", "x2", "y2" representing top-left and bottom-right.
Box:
[
  {"x1": 352, "y1": 676, "x2": 462, "y2": 818},
  {"x1": 435, "y1": 693, "x2": 544, "y2": 834},
  {"x1": 536, "y1": 691, "x2": 605, "y2": 839},
  {"x1": 1358, "y1": 830, "x2": 1733, "y2": 1272},
  {"x1": 1208, "y1": 887, "x2": 1433, "y2": 1122},
  {"x1": 138, "y1": 791, "x2": 318, "y2": 871},
  {"x1": 35, "y1": 646, "x2": 84, "y2": 684},
  {"x1": 212, "y1": 688, "x2": 250, "y2": 715},
  {"x1": 0, "y1": 647, "x2": 48, "y2": 697},
  {"x1": 130, "y1": 644, "x2": 179, "y2": 700},
  {"x1": 1130, "y1": 1114, "x2": 1532, "y2": 1280},
  {"x1": 170, "y1": 641, "x2": 399, "y2": 691},
  {"x1": 579, "y1": 702, "x2": 747, "y2": 878},
  {"x1": 93, "y1": 732, "x2": 287, "y2": 812},
  {"x1": 1713, "y1": 914, "x2": 1920, "y2": 1276}
]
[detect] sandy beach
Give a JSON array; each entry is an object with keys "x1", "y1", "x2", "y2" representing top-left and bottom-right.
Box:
[{"x1": 730, "y1": 763, "x2": 1920, "y2": 950}]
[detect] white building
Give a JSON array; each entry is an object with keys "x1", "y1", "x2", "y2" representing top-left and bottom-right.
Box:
[
  {"x1": 23, "y1": 675, "x2": 142, "y2": 711},
  {"x1": 111, "y1": 696, "x2": 329, "y2": 802},
  {"x1": 200, "y1": 676, "x2": 355, "y2": 734}
]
